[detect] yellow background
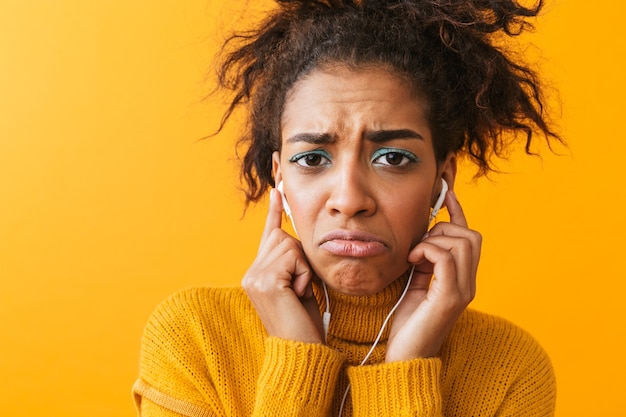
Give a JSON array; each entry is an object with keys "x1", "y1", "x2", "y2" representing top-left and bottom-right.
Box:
[{"x1": 1, "y1": 1, "x2": 624, "y2": 415}]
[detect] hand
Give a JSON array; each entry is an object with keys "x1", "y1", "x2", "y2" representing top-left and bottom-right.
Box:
[
  {"x1": 241, "y1": 189, "x2": 325, "y2": 344},
  {"x1": 385, "y1": 190, "x2": 481, "y2": 361}
]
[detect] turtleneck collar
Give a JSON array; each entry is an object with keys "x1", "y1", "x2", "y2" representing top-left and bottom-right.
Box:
[{"x1": 313, "y1": 275, "x2": 408, "y2": 345}]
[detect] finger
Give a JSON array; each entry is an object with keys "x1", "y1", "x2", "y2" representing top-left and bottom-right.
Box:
[
  {"x1": 261, "y1": 188, "x2": 284, "y2": 243},
  {"x1": 301, "y1": 286, "x2": 324, "y2": 338},
  {"x1": 445, "y1": 190, "x2": 468, "y2": 228},
  {"x1": 412, "y1": 222, "x2": 478, "y2": 264},
  {"x1": 408, "y1": 242, "x2": 458, "y2": 294},
  {"x1": 426, "y1": 223, "x2": 481, "y2": 270},
  {"x1": 409, "y1": 265, "x2": 435, "y2": 292},
  {"x1": 418, "y1": 235, "x2": 476, "y2": 301},
  {"x1": 291, "y1": 252, "x2": 314, "y2": 296}
]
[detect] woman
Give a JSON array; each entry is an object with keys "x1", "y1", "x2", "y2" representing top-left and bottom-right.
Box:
[{"x1": 133, "y1": 1, "x2": 561, "y2": 416}]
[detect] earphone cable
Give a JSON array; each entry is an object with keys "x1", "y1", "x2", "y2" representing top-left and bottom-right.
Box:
[{"x1": 337, "y1": 264, "x2": 416, "y2": 417}]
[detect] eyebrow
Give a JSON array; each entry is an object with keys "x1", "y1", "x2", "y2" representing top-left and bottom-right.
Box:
[
  {"x1": 363, "y1": 129, "x2": 424, "y2": 142},
  {"x1": 285, "y1": 129, "x2": 423, "y2": 145},
  {"x1": 285, "y1": 132, "x2": 336, "y2": 145}
]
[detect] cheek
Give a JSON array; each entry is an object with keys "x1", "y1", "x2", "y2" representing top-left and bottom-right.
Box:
[
  {"x1": 284, "y1": 188, "x2": 323, "y2": 236},
  {"x1": 392, "y1": 210, "x2": 428, "y2": 247},
  {"x1": 389, "y1": 198, "x2": 432, "y2": 247}
]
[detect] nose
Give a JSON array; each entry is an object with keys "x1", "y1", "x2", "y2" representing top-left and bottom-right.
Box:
[{"x1": 325, "y1": 164, "x2": 376, "y2": 218}]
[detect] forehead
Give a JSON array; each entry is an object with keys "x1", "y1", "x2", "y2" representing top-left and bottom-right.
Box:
[{"x1": 281, "y1": 65, "x2": 430, "y2": 139}]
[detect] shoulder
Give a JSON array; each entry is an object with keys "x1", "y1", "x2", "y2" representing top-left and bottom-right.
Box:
[
  {"x1": 450, "y1": 309, "x2": 550, "y2": 358},
  {"x1": 440, "y1": 309, "x2": 556, "y2": 415},
  {"x1": 442, "y1": 308, "x2": 555, "y2": 392},
  {"x1": 154, "y1": 286, "x2": 249, "y2": 311},
  {"x1": 138, "y1": 287, "x2": 263, "y2": 385},
  {"x1": 136, "y1": 288, "x2": 264, "y2": 412},
  {"x1": 147, "y1": 287, "x2": 253, "y2": 328},
  {"x1": 140, "y1": 287, "x2": 260, "y2": 358},
  {"x1": 445, "y1": 309, "x2": 553, "y2": 367}
]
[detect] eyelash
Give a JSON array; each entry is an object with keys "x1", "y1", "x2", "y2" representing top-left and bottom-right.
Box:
[
  {"x1": 371, "y1": 148, "x2": 419, "y2": 167},
  {"x1": 289, "y1": 150, "x2": 332, "y2": 167},
  {"x1": 288, "y1": 148, "x2": 419, "y2": 168}
]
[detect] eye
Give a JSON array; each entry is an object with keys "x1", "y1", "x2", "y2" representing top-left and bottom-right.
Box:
[
  {"x1": 289, "y1": 150, "x2": 331, "y2": 167},
  {"x1": 372, "y1": 148, "x2": 418, "y2": 167}
]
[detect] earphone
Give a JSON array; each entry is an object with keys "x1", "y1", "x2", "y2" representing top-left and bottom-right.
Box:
[
  {"x1": 429, "y1": 177, "x2": 448, "y2": 225},
  {"x1": 276, "y1": 180, "x2": 293, "y2": 220}
]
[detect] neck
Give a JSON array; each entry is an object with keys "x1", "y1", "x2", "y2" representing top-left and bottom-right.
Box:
[{"x1": 313, "y1": 274, "x2": 409, "y2": 344}]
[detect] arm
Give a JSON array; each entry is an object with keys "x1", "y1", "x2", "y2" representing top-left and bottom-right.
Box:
[
  {"x1": 133, "y1": 292, "x2": 227, "y2": 417},
  {"x1": 133, "y1": 290, "x2": 344, "y2": 417},
  {"x1": 348, "y1": 359, "x2": 443, "y2": 417},
  {"x1": 252, "y1": 338, "x2": 344, "y2": 417},
  {"x1": 495, "y1": 339, "x2": 556, "y2": 417}
]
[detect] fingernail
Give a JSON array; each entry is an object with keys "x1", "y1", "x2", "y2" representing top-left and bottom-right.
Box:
[
  {"x1": 421, "y1": 232, "x2": 430, "y2": 241},
  {"x1": 269, "y1": 188, "x2": 276, "y2": 202}
]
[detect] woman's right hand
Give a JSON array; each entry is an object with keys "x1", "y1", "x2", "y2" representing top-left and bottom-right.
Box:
[{"x1": 242, "y1": 188, "x2": 325, "y2": 344}]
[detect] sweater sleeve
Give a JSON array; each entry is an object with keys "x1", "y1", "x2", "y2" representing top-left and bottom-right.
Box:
[
  {"x1": 133, "y1": 292, "x2": 226, "y2": 417},
  {"x1": 494, "y1": 337, "x2": 556, "y2": 417},
  {"x1": 437, "y1": 309, "x2": 556, "y2": 417},
  {"x1": 347, "y1": 358, "x2": 443, "y2": 417},
  {"x1": 133, "y1": 289, "x2": 346, "y2": 417},
  {"x1": 252, "y1": 337, "x2": 345, "y2": 417}
]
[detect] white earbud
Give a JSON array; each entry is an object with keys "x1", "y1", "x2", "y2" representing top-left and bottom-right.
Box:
[
  {"x1": 276, "y1": 180, "x2": 299, "y2": 238},
  {"x1": 276, "y1": 181, "x2": 292, "y2": 218},
  {"x1": 429, "y1": 178, "x2": 448, "y2": 224}
]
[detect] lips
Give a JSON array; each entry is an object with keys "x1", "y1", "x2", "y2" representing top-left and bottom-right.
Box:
[{"x1": 319, "y1": 230, "x2": 388, "y2": 258}]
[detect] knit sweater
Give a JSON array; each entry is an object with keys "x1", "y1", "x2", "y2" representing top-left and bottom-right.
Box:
[{"x1": 133, "y1": 279, "x2": 555, "y2": 416}]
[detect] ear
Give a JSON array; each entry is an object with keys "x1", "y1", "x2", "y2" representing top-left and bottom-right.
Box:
[
  {"x1": 272, "y1": 151, "x2": 282, "y2": 186},
  {"x1": 439, "y1": 152, "x2": 457, "y2": 193}
]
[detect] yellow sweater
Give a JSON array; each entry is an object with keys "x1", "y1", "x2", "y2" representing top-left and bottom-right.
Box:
[{"x1": 133, "y1": 279, "x2": 555, "y2": 416}]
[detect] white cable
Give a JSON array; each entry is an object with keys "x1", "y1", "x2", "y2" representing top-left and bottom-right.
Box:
[
  {"x1": 337, "y1": 264, "x2": 416, "y2": 417},
  {"x1": 429, "y1": 178, "x2": 448, "y2": 224},
  {"x1": 359, "y1": 264, "x2": 415, "y2": 366}
]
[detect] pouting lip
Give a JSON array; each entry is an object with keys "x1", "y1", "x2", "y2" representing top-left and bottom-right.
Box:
[{"x1": 319, "y1": 229, "x2": 388, "y2": 246}]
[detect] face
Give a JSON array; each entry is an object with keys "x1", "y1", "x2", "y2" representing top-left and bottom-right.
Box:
[{"x1": 273, "y1": 65, "x2": 455, "y2": 296}]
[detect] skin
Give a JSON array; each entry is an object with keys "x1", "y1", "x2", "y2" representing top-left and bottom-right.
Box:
[{"x1": 241, "y1": 65, "x2": 481, "y2": 360}]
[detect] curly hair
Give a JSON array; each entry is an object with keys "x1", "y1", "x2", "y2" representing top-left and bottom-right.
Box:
[{"x1": 215, "y1": 0, "x2": 561, "y2": 204}]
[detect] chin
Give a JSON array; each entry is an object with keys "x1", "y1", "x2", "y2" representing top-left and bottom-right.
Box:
[
  {"x1": 321, "y1": 263, "x2": 395, "y2": 296},
  {"x1": 337, "y1": 285, "x2": 385, "y2": 297}
]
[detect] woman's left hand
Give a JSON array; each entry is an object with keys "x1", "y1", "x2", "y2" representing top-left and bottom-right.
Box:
[{"x1": 385, "y1": 190, "x2": 481, "y2": 362}]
